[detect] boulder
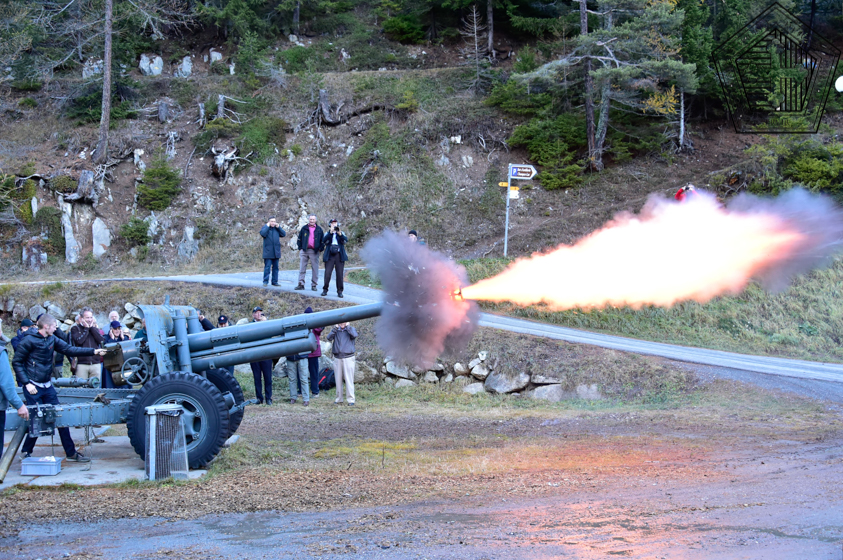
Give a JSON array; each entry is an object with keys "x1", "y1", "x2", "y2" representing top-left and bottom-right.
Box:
[
  {"x1": 209, "y1": 48, "x2": 223, "y2": 63},
  {"x1": 441, "y1": 373, "x2": 453, "y2": 384},
  {"x1": 527, "y1": 384, "x2": 567, "y2": 403},
  {"x1": 58, "y1": 323, "x2": 71, "y2": 333},
  {"x1": 139, "y1": 54, "x2": 164, "y2": 76},
  {"x1": 395, "y1": 379, "x2": 415, "y2": 389},
  {"x1": 423, "y1": 371, "x2": 438, "y2": 383},
  {"x1": 92, "y1": 217, "x2": 111, "y2": 260},
  {"x1": 124, "y1": 302, "x2": 137, "y2": 313},
  {"x1": 429, "y1": 362, "x2": 445, "y2": 372},
  {"x1": 234, "y1": 364, "x2": 251, "y2": 376},
  {"x1": 410, "y1": 365, "x2": 425, "y2": 375},
  {"x1": 484, "y1": 370, "x2": 530, "y2": 394},
  {"x1": 29, "y1": 304, "x2": 46, "y2": 321},
  {"x1": 463, "y1": 382, "x2": 486, "y2": 395},
  {"x1": 174, "y1": 56, "x2": 193, "y2": 78},
  {"x1": 453, "y1": 362, "x2": 469, "y2": 376},
  {"x1": 45, "y1": 303, "x2": 66, "y2": 321},
  {"x1": 13, "y1": 304, "x2": 27, "y2": 320},
  {"x1": 22, "y1": 238, "x2": 47, "y2": 271},
  {"x1": 470, "y1": 363, "x2": 490, "y2": 380},
  {"x1": 236, "y1": 318, "x2": 249, "y2": 326},
  {"x1": 60, "y1": 200, "x2": 80, "y2": 264},
  {"x1": 461, "y1": 155, "x2": 474, "y2": 168},
  {"x1": 576, "y1": 384, "x2": 603, "y2": 400},
  {"x1": 177, "y1": 225, "x2": 200, "y2": 261},
  {"x1": 385, "y1": 361, "x2": 412, "y2": 379},
  {"x1": 122, "y1": 314, "x2": 136, "y2": 327},
  {"x1": 381, "y1": 377, "x2": 395, "y2": 388},
  {"x1": 355, "y1": 363, "x2": 383, "y2": 384},
  {"x1": 272, "y1": 359, "x2": 287, "y2": 378},
  {"x1": 468, "y1": 358, "x2": 482, "y2": 370},
  {"x1": 4, "y1": 298, "x2": 14, "y2": 312},
  {"x1": 531, "y1": 371, "x2": 567, "y2": 384},
  {"x1": 478, "y1": 351, "x2": 488, "y2": 361}
]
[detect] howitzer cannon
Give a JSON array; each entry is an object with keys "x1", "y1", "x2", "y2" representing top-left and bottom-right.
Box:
[{"x1": 3, "y1": 299, "x2": 382, "y2": 473}]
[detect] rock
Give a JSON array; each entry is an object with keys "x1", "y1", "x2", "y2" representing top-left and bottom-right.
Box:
[
  {"x1": 4, "y1": 298, "x2": 14, "y2": 312},
  {"x1": 394, "y1": 379, "x2": 415, "y2": 389},
  {"x1": 527, "y1": 384, "x2": 567, "y2": 403},
  {"x1": 234, "y1": 364, "x2": 251, "y2": 376},
  {"x1": 209, "y1": 48, "x2": 223, "y2": 63},
  {"x1": 531, "y1": 371, "x2": 566, "y2": 384},
  {"x1": 82, "y1": 58, "x2": 103, "y2": 79},
  {"x1": 124, "y1": 302, "x2": 137, "y2": 313},
  {"x1": 133, "y1": 149, "x2": 146, "y2": 173},
  {"x1": 468, "y1": 358, "x2": 482, "y2": 370},
  {"x1": 174, "y1": 56, "x2": 192, "y2": 78},
  {"x1": 13, "y1": 304, "x2": 27, "y2": 320},
  {"x1": 92, "y1": 218, "x2": 111, "y2": 260},
  {"x1": 58, "y1": 323, "x2": 72, "y2": 333},
  {"x1": 46, "y1": 304, "x2": 66, "y2": 321},
  {"x1": 22, "y1": 238, "x2": 47, "y2": 271},
  {"x1": 423, "y1": 372, "x2": 438, "y2": 383},
  {"x1": 355, "y1": 363, "x2": 383, "y2": 384},
  {"x1": 122, "y1": 314, "x2": 135, "y2": 327},
  {"x1": 453, "y1": 362, "x2": 469, "y2": 376},
  {"x1": 30, "y1": 197, "x2": 37, "y2": 218},
  {"x1": 463, "y1": 382, "x2": 486, "y2": 395},
  {"x1": 229, "y1": 63, "x2": 235, "y2": 75},
  {"x1": 436, "y1": 154, "x2": 450, "y2": 167},
  {"x1": 429, "y1": 362, "x2": 445, "y2": 372},
  {"x1": 381, "y1": 377, "x2": 395, "y2": 388},
  {"x1": 236, "y1": 182, "x2": 269, "y2": 205},
  {"x1": 441, "y1": 373, "x2": 453, "y2": 383},
  {"x1": 461, "y1": 155, "x2": 474, "y2": 168},
  {"x1": 236, "y1": 318, "x2": 249, "y2": 326},
  {"x1": 450, "y1": 135, "x2": 462, "y2": 144},
  {"x1": 478, "y1": 351, "x2": 488, "y2": 361},
  {"x1": 470, "y1": 363, "x2": 490, "y2": 380},
  {"x1": 177, "y1": 226, "x2": 200, "y2": 261},
  {"x1": 139, "y1": 54, "x2": 164, "y2": 76},
  {"x1": 272, "y1": 359, "x2": 287, "y2": 378},
  {"x1": 385, "y1": 361, "x2": 412, "y2": 379},
  {"x1": 576, "y1": 384, "x2": 603, "y2": 400},
  {"x1": 484, "y1": 370, "x2": 530, "y2": 394},
  {"x1": 410, "y1": 365, "x2": 425, "y2": 375},
  {"x1": 60, "y1": 200, "x2": 80, "y2": 264},
  {"x1": 29, "y1": 305, "x2": 46, "y2": 321}
]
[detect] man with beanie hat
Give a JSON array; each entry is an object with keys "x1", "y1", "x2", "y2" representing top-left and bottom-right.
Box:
[{"x1": 12, "y1": 318, "x2": 36, "y2": 351}]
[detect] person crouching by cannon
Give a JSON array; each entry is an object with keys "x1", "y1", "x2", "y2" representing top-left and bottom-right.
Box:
[
  {"x1": 103, "y1": 321, "x2": 131, "y2": 388},
  {"x1": 13, "y1": 314, "x2": 107, "y2": 462}
]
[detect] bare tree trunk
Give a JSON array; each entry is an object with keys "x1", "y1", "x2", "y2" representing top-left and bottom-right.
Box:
[
  {"x1": 293, "y1": 1, "x2": 300, "y2": 34},
  {"x1": 92, "y1": 0, "x2": 113, "y2": 165},
  {"x1": 473, "y1": 5, "x2": 481, "y2": 85},
  {"x1": 487, "y1": 0, "x2": 494, "y2": 60},
  {"x1": 679, "y1": 88, "x2": 686, "y2": 150},
  {"x1": 217, "y1": 94, "x2": 225, "y2": 119},
  {"x1": 593, "y1": 81, "x2": 610, "y2": 171},
  {"x1": 579, "y1": 0, "x2": 596, "y2": 169}
]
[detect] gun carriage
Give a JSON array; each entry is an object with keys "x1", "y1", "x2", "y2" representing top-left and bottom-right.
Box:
[{"x1": 1, "y1": 298, "x2": 382, "y2": 477}]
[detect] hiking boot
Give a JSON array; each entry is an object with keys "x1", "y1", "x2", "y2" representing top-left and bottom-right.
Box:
[
  {"x1": 321, "y1": 290, "x2": 328, "y2": 296},
  {"x1": 21, "y1": 452, "x2": 31, "y2": 459},
  {"x1": 68, "y1": 452, "x2": 91, "y2": 463},
  {"x1": 294, "y1": 284, "x2": 304, "y2": 290},
  {"x1": 266, "y1": 399, "x2": 273, "y2": 406},
  {"x1": 338, "y1": 293, "x2": 344, "y2": 298},
  {"x1": 348, "y1": 402, "x2": 355, "y2": 406},
  {"x1": 272, "y1": 283, "x2": 280, "y2": 286},
  {"x1": 303, "y1": 401, "x2": 310, "y2": 407},
  {"x1": 311, "y1": 286, "x2": 317, "y2": 291},
  {"x1": 290, "y1": 398, "x2": 297, "y2": 404}
]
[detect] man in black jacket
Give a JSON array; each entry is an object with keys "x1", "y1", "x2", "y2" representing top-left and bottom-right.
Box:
[
  {"x1": 14, "y1": 314, "x2": 107, "y2": 462},
  {"x1": 295, "y1": 215, "x2": 324, "y2": 292},
  {"x1": 260, "y1": 217, "x2": 286, "y2": 286},
  {"x1": 322, "y1": 219, "x2": 349, "y2": 298}
]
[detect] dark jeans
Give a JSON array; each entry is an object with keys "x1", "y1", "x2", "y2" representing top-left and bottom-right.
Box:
[
  {"x1": 21, "y1": 384, "x2": 77, "y2": 458},
  {"x1": 308, "y1": 357, "x2": 320, "y2": 395},
  {"x1": 250, "y1": 360, "x2": 273, "y2": 402},
  {"x1": 323, "y1": 254, "x2": 345, "y2": 294},
  {"x1": 101, "y1": 365, "x2": 114, "y2": 389},
  {"x1": 263, "y1": 258, "x2": 279, "y2": 285},
  {"x1": 0, "y1": 410, "x2": 5, "y2": 461}
]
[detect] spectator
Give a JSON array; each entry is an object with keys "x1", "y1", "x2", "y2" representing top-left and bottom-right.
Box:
[
  {"x1": 285, "y1": 350, "x2": 310, "y2": 406},
  {"x1": 327, "y1": 321, "x2": 357, "y2": 406},
  {"x1": 11, "y1": 318, "x2": 36, "y2": 351},
  {"x1": 13, "y1": 313, "x2": 106, "y2": 462},
  {"x1": 51, "y1": 321, "x2": 72, "y2": 379},
  {"x1": 675, "y1": 184, "x2": 698, "y2": 202},
  {"x1": 295, "y1": 215, "x2": 324, "y2": 292},
  {"x1": 0, "y1": 319, "x2": 28, "y2": 462},
  {"x1": 108, "y1": 310, "x2": 120, "y2": 324},
  {"x1": 197, "y1": 311, "x2": 214, "y2": 331},
  {"x1": 304, "y1": 307, "x2": 323, "y2": 398},
  {"x1": 260, "y1": 217, "x2": 286, "y2": 287},
  {"x1": 134, "y1": 318, "x2": 148, "y2": 342},
  {"x1": 321, "y1": 219, "x2": 348, "y2": 298},
  {"x1": 249, "y1": 307, "x2": 273, "y2": 405},
  {"x1": 408, "y1": 230, "x2": 426, "y2": 245},
  {"x1": 71, "y1": 307, "x2": 105, "y2": 383},
  {"x1": 103, "y1": 321, "x2": 130, "y2": 388}
]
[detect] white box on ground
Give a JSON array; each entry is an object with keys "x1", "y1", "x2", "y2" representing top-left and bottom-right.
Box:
[{"x1": 21, "y1": 456, "x2": 62, "y2": 476}]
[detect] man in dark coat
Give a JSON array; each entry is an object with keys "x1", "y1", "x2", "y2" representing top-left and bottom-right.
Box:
[
  {"x1": 295, "y1": 214, "x2": 324, "y2": 292},
  {"x1": 248, "y1": 307, "x2": 273, "y2": 405},
  {"x1": 321, "y1": 219, "x2": 349, "y2": 298},
  {"x1": 11, "y1": 318, "x2": 36, "y2": 351},
  {"x1": 13, "y1": 314, "x2": 107, "y2": 461},
  {"x1": 260, "y1": 217, "x2": 286, "y2": 286}
]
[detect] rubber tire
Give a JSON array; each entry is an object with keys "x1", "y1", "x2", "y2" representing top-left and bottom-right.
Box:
[
  {"x1": 205, "y1": 368, "x2": 244, "y2": 436},
  {"x1": 127, "y1": 372, "x2": 230, "y2": 469}
]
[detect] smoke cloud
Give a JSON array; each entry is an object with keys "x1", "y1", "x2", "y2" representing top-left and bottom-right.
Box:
[
  {"x1": 361, "y1": 230, "x2": 479, "y2": 368},
  {"x1": 726, "y1": 187, "x2": 843, "y2": 291}
]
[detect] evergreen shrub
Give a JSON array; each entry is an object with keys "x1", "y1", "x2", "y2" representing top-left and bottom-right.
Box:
[
  {"x1": 137, "y1": 158, "x2": 181, "y2": 211},
  {"x1": 119, "y1": 217, "x2": 151, "y2": 247}
]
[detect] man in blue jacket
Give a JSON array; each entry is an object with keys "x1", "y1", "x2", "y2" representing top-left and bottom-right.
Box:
[
  {"x1": 1, "y1": 323, "x2": 29, "y2": 461},
  {"x1": 13, "y1": 314, "x2": 107, "y2": 462},
  {"x1": 260, "y1": 217, "x2": 286, "y2": 286}
]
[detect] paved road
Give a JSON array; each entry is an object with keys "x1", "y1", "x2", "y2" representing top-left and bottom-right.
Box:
[{"x1": 43, "y1": 269, "x2": 843, "y2": 392}]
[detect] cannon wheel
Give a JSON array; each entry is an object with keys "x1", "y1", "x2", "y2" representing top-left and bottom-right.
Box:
[
  {"x1": 127, "y1": 372, "x2": 230, "y2": 469},
  {"x1": 205, "y1": 368, "x2": 244, "y2": 436}
]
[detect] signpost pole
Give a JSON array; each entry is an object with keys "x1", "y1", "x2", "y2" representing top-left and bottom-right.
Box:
[{"x1": 504, "y1": 164, "x2": 511, "y2": 257}]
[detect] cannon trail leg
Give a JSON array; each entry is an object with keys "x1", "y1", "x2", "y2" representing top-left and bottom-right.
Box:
[{"x1": 0, "y1": 425, "x2": 28, "y2": 483}]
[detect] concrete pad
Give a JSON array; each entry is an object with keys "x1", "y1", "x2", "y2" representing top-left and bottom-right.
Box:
[{"x1": 1, "y1": 432, "x2": 206, "y2": 490}]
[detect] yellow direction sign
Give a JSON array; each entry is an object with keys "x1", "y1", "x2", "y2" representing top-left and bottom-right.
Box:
[{"x1": 498, "y1": 182, "x2": 509, "y2": 187}]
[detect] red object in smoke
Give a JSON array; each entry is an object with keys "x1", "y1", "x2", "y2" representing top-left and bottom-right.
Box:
[{"x1": 675, "y1": 185, "x2": 698, "y2": 202}]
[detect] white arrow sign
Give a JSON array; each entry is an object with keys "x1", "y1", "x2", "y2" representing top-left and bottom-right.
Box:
[{"x1": 509, "y1": 164, "x2": 537, "y2": 180}]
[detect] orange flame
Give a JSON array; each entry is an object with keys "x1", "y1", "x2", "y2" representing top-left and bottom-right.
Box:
[{"x1": 461, "y1": 195, "x2": 805, "y2": 309}]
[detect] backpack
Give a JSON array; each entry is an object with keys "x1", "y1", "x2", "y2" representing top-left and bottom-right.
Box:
[{"x1": 318, "y1": 367, "x2": 335, "y2": 391}]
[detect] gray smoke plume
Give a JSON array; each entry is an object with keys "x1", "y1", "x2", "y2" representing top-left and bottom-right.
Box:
[
  {"x1": 727, "y1": 187, "x2": 843, "y2": 291},
  {"x1": 361, "y1": 230, "x2": 479, "y2": 368}
]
